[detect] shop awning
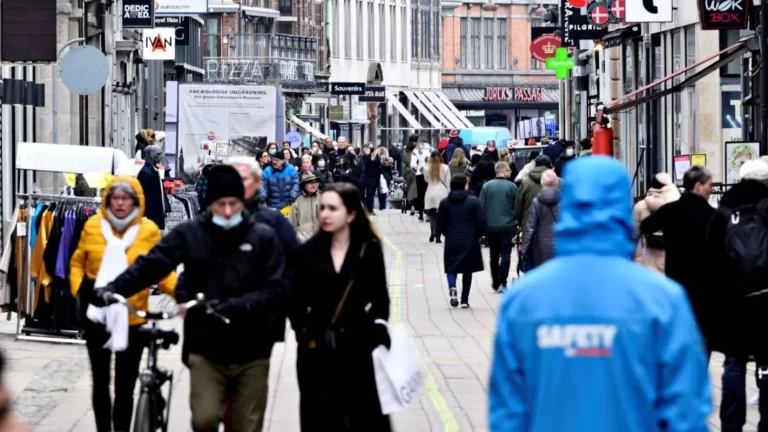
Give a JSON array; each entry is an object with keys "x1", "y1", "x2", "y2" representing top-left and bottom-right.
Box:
[
  {"x1": 604, "y1": 40, "x2": 749, "y2": 114},
  {"x1": 422, "y1": 91, "x2": 466, "y2": 129},
  {"x1": 602, "y1": 24, "x2": 641, "y2": 49},
  {"x1": 435, "y1": 91, "x2": 474, "y2": 127},
  {"x1": 403, "y1": 90, "x2": 452, "y2": 129},
  {"x1": 386, "y1": 92, "x2": 423, "y2": 129},
  {"x1": 289, "y1": 114, "x2": 328, "y2": 140}
]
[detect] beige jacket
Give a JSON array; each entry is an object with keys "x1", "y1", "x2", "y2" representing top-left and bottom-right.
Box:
[
  {"x1": 633, "y1": 182, "x2": 680, "y2": 271},
  {"x1": 290, "y1": 192, "x2": 321, "y2": 242}
]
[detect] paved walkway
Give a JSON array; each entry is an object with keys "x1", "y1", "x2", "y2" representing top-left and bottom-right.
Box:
[{"x1": 0, "y1": 211, "x2": 759, "y2": 431}]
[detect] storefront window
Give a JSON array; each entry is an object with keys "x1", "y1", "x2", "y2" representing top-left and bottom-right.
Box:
[
  {"x1": 673, "y1": 30, "x2": 682, "y2": 155},
  {"x1": 720, "y1": 30, "x2": 741, "y2": 76},
  {"x1": 637, "y1": 41, "x2": 646, "y2": 193},
  {"x1": 623, "y1": 42, "x2": 633, "y2": 93}
]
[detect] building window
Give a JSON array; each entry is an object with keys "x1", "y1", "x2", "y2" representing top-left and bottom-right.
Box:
[
  {"x1": 685, "y1": 26, "x2": 695, "y2": 78},
  {"x1": 720, "y1": 29, "x2": 740, "y2": 76},
  {"x1": 623, "y1": 42, "x2": 634, "y2": 93},
  {"x1": 470, "y1": 18, "x2": 480, "y2": 69},
  {"x1": 368, "y1": 3, "x2": 375, "y2": 59},
  {"x1": 497, "y1": 19, "x2": 507, "y2": 69},
  {"x1": 277, "y1": 22, "x2": 292, "y2": 34},
  {"x1": 672, "y1": 29, "x2": 682, "y2": 155},
  {"x1": 459, "y1": 17, "x2": 468, "y2": 68},
  {"x1": 356, "y1": 2, "x2": 363, "y2": 58},
  {"x1": 530, "y1": 18, "x2": 543, "y2": 70},
  {"x1": 344, "y1": 0, "x2": 351, "y2": 58},
  {"x1": 411, "y1": 2, "x2": 417, "y2": 59},
  {"x1": 332, "y1": 0, "x2": 339, "y2": 57},
  {"x1": 390, "y1": 5, "x2": 396, "y2": 61},
  {"x1": 401, "y1": 7, "x2": 407, "y2": 61},
  {"x1": 279, "y1": 0, "x2": 291, "y2": 14},
  {"x1": 433, "y1": 9, "x2": 440, "y2": 61},
  {"x1": 205, "y1": 17, "x2": 220, "y2": 58},
  {"x1": 483, "y1": 19, "x2": 493, "y2": 68},
  {"x1": 380, "y1": 4, "x2": 386, "y2": 60}
]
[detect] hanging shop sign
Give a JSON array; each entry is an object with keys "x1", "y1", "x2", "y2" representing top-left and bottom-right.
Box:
[
  {"x1": 358, "y1": 85, "x2": 386, "y2": 102},
  {"x1": 561, "y1": 1, "x2": 609, "y2": 47},
  {"x1": 484, "y1": 87, "x2": 546, "y2": 102},
  {"x1": 586, "y1": 0, "x2": 625, "y2": 27},
  {"x1": 155, "y1": 0, "x2": 208, "y2": 15},
  {"x1": 122, "y1": 0, "x2": 154, "y2": 29},
  {"x1": 625, "y1": 0, "x2": 673, "y2": 23},
  {"x1": 142, "y1": 28, "x2": 175, "y2": 60},
  {"x1": 154, "y1": 16, "x2": 189, "y2": 46},
  {"x1": 546, "y1": 48, "x2": 574, "y2": 80},
  {"x1": 698, "y1": 0, "x2": 749, "y2": 30},
  {"x1": 530, "y1": 35, "x2": 561, "y2": 63},
  {"x1": 329, "y1": 82, "x2": 366, "y2": 95}
]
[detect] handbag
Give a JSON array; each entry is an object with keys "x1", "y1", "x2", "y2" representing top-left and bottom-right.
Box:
[
  {"x1": 379, "y1": 174, "x2": 389, "y2": 195},
  {"x1": 371, "y1": 320, "x2": 424, "y2": 414}
]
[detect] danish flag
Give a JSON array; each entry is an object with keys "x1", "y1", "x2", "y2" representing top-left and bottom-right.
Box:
[{"x1": 610, "y1": 0, "x2": 625, "y2": 20}]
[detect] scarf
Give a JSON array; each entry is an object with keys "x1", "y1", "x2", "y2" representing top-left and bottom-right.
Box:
[{"x1": 86, "y1": 217, "x2": 140, "y2": 352}]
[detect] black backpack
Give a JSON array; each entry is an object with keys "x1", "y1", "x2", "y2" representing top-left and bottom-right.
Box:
[{"x1": 724, "y1": 199, "x2": 768, "y2": 297}]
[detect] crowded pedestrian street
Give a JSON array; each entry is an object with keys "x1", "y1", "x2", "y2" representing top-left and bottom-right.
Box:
[{"x1": 0, "y1": 211, "x2": 758, "y2": 432}]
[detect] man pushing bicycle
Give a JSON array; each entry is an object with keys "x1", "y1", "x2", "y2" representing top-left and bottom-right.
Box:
[{"x1": 92, "y1": 165, "x2": 288, "y2": 432}]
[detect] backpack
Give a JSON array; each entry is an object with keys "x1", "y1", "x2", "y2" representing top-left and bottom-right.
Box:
[{"x1": 724, "y1": 199, "x2": 768, "y2": 297}]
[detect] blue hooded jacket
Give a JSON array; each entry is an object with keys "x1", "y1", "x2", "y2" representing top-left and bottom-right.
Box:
[{"x1": 489, "y1": 157, "x2": 711, "y2": 432}]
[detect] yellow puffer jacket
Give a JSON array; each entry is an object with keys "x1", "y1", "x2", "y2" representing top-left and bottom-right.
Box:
[{"x1": 69, "y1": 176, "x2": 177, "y2": 326}]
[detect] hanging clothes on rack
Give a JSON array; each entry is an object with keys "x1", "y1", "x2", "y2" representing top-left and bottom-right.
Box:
[{"x1": 165, "y1": 191, "x2": 201, "y2": 231}]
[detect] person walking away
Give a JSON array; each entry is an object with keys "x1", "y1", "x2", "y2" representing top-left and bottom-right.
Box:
[
  {"x1": 291, "y1": 173, "x2": 321, "y2": 242},
  {"x1": 262, "y1": 149, "x2": 300, "y2": 212},
  {"x1": 137, "y1": 144, "x2": 170, "y2": 230},
  {"x1": 469, "y1": 154, "x2": 496, "y2": 197},
  {"x1": 403, "y1": 135, "x2": 419, "y2": 215},
  {"x1": 521, "y1": 170, "x2": 560, "y2": 271},
  {"x1": 378, "y1": 146, "x2": 395, "y2": 210},
  {"x1": 70, "y1": 177, "x2": 177, "y2": 432},
  {"x1": 479, "y1": 162, "x2": 518, "y2": 292},
  {"x1": 388, "y1": 143, "x2": 402, "y2": 173},
  {"x1": 705, "y1": 159, "x2": 768, "y2": 432},
  {"x1": 291, "y1": 183, "x2": 392, "y2": 432},
  {"x1": 632, "y1": 172, "x2": 680, "y2": 272},
  {"x1": 361, "y1": 144, "x2": 382, "y2": 214},
  {"x1": 489, "y1": 157, "x2": 711, "y2": 432},
  {"x1": 514, "y1": 151, "x2": 540, "y2": 184},
  {"x1": 438, "y1": 174, "x2": 486, "y2": 308},
  {"x1": 411, "y1": 138, "x2": 431, "y2": 221},
  {"x1": 640, "y1": 166, "x2": 714, "y2": 340},
  {"x1": 444, "y1": 129, "x2": 465, "y2": 163},
  {"x1": 424, "y1": 151, "x2": 451, "y2": 243},
  {"x1": 93, "y1": 165, "x2": 288, "y2": 432},
  {"x1": 554, "y1": 141, "x2": 577, "y2": 177},
  {"x1": 465, "y1": 153, "x2": 481, "y2": 178},
  {"x1": 515, "y1": 155, "x2": 555, "y2": 270},
  {"x1": 579, "y1": 138, "x2": 593, "y2": 157},
  {"x1": 448, "y1": 148, "x2": 470, "y2": 178},
  {"x1": 484, "y1": 140, "x2": 499, "y2": 162}
]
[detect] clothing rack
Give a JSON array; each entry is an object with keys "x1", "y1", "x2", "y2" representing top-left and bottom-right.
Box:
[{"x1": 15, "y1": 193, "x2": 101, "y2": 345}]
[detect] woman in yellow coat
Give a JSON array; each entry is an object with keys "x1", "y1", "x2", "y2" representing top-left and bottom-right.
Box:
[{"x1": 70, "y1": 176, "x2": 176, "y2": 432}]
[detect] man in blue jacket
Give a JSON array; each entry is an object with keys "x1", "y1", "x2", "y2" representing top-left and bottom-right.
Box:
[
  {"x1": 489, "y1": 157, "x2": 711, "y2": 432},
  {"x1": 262, "y1": 150, "x2": 300, "y2": 210}
]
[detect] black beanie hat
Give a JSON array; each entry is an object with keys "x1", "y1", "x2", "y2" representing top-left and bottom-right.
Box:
[
  {"x1": 205, "y1": 165, "x2": 245, "y2": 206},
  {"x1": 535, "y1": 154, "x2": 553, "y2": 169}
]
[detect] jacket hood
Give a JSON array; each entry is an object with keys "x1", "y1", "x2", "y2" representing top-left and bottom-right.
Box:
[
  {"x1": 644, "y1": 183, "x2": 680, "y2": 212},
  {"x1": 528, "y1": 166, "x2": 548, "y2": 185},
  {"x1": 447, "y1": 190, "x2": 469, "y2": 203},
  {"x1": 538, "y1": 188, "x2": 560, "y2": 207},
  {"x1": 101, "y1": 176, "x2": 146, "y2": 225},
  {"x1": 554, "y1": 157, "x2": 634, "y2": 258}
]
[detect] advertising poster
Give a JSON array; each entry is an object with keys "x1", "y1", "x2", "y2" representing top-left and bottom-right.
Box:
[
  {"x1": 722, "y1": 90, "x2": 743, "y2": 146},
  {"x1": 673, "y1": 155, "x2": 691, "y2": 182},
  {"x1": 724, "y1": 141, "x2": 760, "y2": 184},
  {"x1": 177, "y1": 84, "x2": 277, "y2": 179}
]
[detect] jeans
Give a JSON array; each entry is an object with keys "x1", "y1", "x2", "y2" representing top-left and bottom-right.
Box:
[
  {"x1": 446, "y1": 273, "x2": 473, "y2": 303},
  {"x1": 487, "y1": 230, "x2": 515, "y2": 288},
  {"x1": 364, "y1": 185, "x2": 377, "y2": 213},
  {"x1": 721, "y1": 355, "x2": 768, "y2": 432},
  {"x1": 188, "y1": 354, "x2": 270, "y2": 432},
  {"x1": 86, "y1": 326, "x2": 145, "y2": 432}
]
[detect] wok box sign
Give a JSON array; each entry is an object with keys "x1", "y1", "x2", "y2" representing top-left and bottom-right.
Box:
[{"x1": 698, "y1": 0, "x2": 749, "y2": 30}]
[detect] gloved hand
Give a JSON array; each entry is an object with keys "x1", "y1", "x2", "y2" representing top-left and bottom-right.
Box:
[
  {"x1": 371, "y1": 322, "x2": 391, "y2": 350},
  {"x1": 90, "y1": 287, "x2": 114, "y2": 307},
  {"x1": 206, "y1": 298, "x2": 235, "y2": 315}
]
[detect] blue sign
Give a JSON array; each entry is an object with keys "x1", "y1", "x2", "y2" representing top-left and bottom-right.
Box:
[{"x1": 286, "y1": 131, "x2": 302, "y2": 148}]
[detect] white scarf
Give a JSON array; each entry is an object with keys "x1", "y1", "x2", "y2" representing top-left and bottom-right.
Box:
[{"x1": 86, "y1": 217, "x2": 140, "y2": 352}]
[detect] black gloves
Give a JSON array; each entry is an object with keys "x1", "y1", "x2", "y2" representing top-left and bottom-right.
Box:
[
  {"x1": 371, "y1": 322, "x2": 391, "y2": 350},
  {"x1": 90, "y1": 286, "x2": 115, "y2": 307}
]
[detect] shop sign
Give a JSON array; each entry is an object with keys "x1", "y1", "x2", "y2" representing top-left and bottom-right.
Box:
[
  {"x1": 625, "y1": 0, "x2": 673, "y2": 22},
  {"x1": 329, "y1": 82, "x2": 366, "y2": 95},
  {"x1": 585, "y1": 0, "x2": 626, "y2": 27},
  {"x1": 155, "y1": 0, "x2": 208, "y2": 15},
  {"x1": 204, "y1": 57, "x2": 316, "y2": 85},
  {"x1": 460, "y1": 110, "x2": 485, "y2": 117},
  {"x1": 154, "y1": 16, "x2": 189, "y2": 46},
  {"x1": 329, "y1": 105, "x2": 344, "y2": 120},
  {"x1": 358, "y1": 85, "x2": 385, "y2": 102},
  {"x1": 530, "y1": 35, "x2": 561, "y2": 63},
  {"x1": 698, "y1": 0, "x2": 749, "y2": 30},
  {"x1": 142, "y1": 28, "x2": 175, "y2": 60},
  {"x1": 484, "y1": 87, "x2": 545, "y2": 102},
  {"x1": 561, "y1": 1, "x2": 609, "y2": 47},
  {"x1": 122, "y1": 0, "x2": 154, "y2": 29}
]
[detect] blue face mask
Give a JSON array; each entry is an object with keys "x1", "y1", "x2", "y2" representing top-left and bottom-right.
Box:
[
  {"x1": 268, "y1": 149, "x2": 277, "y2": 155},
  {"x1": 212, "y1": 212, "x2": 243, "y2": 230}
]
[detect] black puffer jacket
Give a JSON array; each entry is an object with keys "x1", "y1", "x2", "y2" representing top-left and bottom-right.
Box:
[
  {"x1": 107, "y1": 212, "x2": 288, "y2": 364},
  {"x1": 522, "y1": 188, "x2": 560, "y2": 268}
]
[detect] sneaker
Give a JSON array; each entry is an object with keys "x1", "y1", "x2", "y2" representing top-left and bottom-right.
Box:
[
  {"x1": 449, "y1": 288, "x2": 458, "y2": 307},
  {"x1": 461, "y1": 302, "x2": 470, "y2": 309}
]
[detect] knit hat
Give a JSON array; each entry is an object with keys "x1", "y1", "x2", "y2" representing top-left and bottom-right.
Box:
[
  {"x1": 535, "y1": 154, "x2": 553, "y2": 168},
  {"x1": 739, "y1": 159, "x2": 768, "y2": 182},
  {"x1": 541, "y1": 169, "x2": 558, "y2": 188},
  {"x1": 270, "y1": 149, "x2": 286, "y2": 160},
  {"x1": 449, "y1": 129, "x2": 459, "y2": 138},
  {"x1": 206, "y1": 165, "x2": 245, "y2": 206}
]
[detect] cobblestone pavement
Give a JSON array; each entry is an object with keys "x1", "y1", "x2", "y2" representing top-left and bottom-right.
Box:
[{"x1": 0, "y1": 211, "x2": 759, "y2": 431}]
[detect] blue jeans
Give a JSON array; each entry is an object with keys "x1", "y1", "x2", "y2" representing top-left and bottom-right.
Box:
[
  {"x1": 446, "y1": 273, "x2": 472, "y2": 303},
  {"x1": 721, "y1": 355, "x2": 768, "y2": 432}
]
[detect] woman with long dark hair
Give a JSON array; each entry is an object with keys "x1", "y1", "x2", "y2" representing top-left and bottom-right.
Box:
[
  {"x1": 291, "y1": 183, "x2": 392, "y2": 431},
  {"x1": 402, "y1": 134, "x2": 419, "y2": 215}
]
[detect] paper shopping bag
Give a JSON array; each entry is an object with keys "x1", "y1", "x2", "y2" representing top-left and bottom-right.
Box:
[{"x1": 371, "y1": 322, "x2": 425, "y2": 414}]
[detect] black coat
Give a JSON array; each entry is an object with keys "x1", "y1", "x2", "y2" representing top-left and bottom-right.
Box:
[
  {"x1": 292, "y1": 235, "x2": 391, "y2": 431},
  {"x1": 107, "y1": 212, "x2": 288, "y2": 365},
  {"x1": 362, "y1": 154, "x2": 382, "y2": 187},
  {"x1": 469, "y1": 158, "x2": 496, "y2": 197},
  {"x1": 137, "y1": 164, "x2": 169, "y2": 230},
  {"x1": 438, "y1": 191, "x2": 486, "y2": 274},
  {"x1": 388, "y1": 145, "x2": 402, "y2": 173},
  {"x1": 706, "y1": 180, "x2": 768, "y2": 357},
  {"x1": 641, "y1": 192, "x2": 715, "y2": 335}
]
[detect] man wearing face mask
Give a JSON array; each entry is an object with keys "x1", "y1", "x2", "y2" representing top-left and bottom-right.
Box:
[
  {"x1": 554, "y1": 141, "x2": 577, "y2": 177},
  {"x1": 137, "y1": 144, "x2": 170, "y2": 230},
  {"x1": 93, "y1": 165, "x2": 288, "y2": 432}
]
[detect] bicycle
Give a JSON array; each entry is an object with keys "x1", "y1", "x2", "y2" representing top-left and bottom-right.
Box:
[{"x1": 101, "y1": 292, "x2": 230, "y2": 432}]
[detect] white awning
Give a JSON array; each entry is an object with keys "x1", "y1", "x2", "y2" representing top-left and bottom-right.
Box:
[
  {"x1": 402, "y1": 91, "x2": 445, "y2": 129},
  {"x1": 435, "y1": 91, "x2": 474, "y2": 128},
  {"x1": 404, "y1": 91, "x2": 453, "y2": 129},
  {"x1": 422, "y1": 91, "x2": 466, "y2": 129},
  {"x1": 289, "y1": 115, "x2": 328, "y2": 140},
  {"x1": 386, "y1": 92, "x2": 422, "y2": 129}
]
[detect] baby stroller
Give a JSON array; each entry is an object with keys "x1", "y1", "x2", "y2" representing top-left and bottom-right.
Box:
[{"x1": 388, "y1": 171, "x2": 408, "y2": 213}]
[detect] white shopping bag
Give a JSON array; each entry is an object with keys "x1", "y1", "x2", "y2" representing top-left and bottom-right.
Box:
[
  {"x1": 379, "y1": 175, "x2": 390, "y2": 195},
  {"x1": 371, "y1": 320, "x2": 425, "y2": 414}
]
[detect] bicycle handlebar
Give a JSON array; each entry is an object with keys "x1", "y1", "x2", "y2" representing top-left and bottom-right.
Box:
[{"x1": 102, "y1": 292, "x2": 230, "y2": 324}]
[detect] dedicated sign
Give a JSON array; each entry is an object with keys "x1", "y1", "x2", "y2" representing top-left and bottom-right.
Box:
[
  {"x1": 122, "y1": 0, "x2": 154, "y2": 28},
  {"x1": 330, "y1": 82, "x2": 366, "y2": 95},
  {"x1": 530, "y1": 34, "x2": 561, "y2": 63},
  {"x1": 155, "y1": 16, "x2": 189, "y2": 46},
  {"x1": 698, "y1": 0, "x2": 749, "y2": 30},
  {"x1": 142, "y1": 28, "x2": 175, "y2": 60},
  {"x1": 155, "y1": 0, "x2": 208, "y2": 15},
  {"x1": 625, "y1": 0, "x2": 672, "y2": 22},
  {"x1": 359, "y1": 85, "x2": 385, "y2": 102}
]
